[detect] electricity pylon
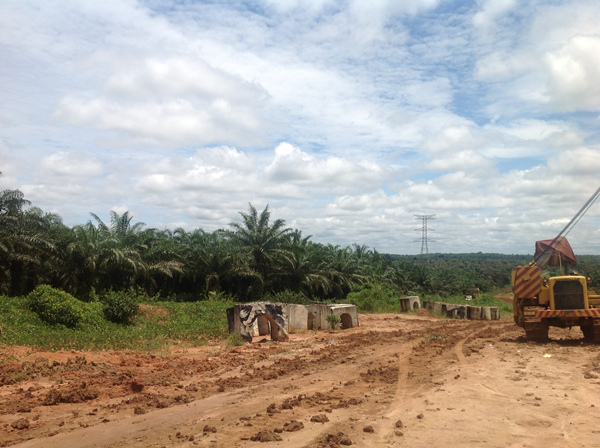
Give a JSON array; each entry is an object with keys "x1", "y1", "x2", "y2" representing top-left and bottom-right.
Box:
[{"x1": 414, "y1": 214, "x2": 435, "y2": 256}]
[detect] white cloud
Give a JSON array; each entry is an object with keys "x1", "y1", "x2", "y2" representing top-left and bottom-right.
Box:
[
  {"x1": 473, "y1": 1, "x2": 600, "y2": 119},
  {"x1": 103, "y1": 57, "x2": 268, "y2": 104},
  {"x1": 346, "y1": 0, "x2": 441, "y2": 44},
  {"x1": 136, "y1": 147, "x2": 257, "y2": 195},
  {"x1": 547, "y1": 147, "x2": 600, "y2": 176},
  {"x1": 425, "y1": 150, "x2": 494, "y2": 174},
  {"x1": 53, "y1": 56, "x2": 273, "y2": 147},
  {"x1": 473, "y1": 0, "x2": 516, "y2": 28},
  {"x1": 40, "y1": 151, "x2": 104, "y2": 178},
  {"x1": 262, "y1": 0, "x2": 440, "y2": 46},
  {"x1": 474, "y1": 51, "x2": 535, "y2": 82},
  {"x1": 480, "y1": 119, "x2": 584, "y2": 159},
  {"x1": 492, "y1": 119, "x2": 580, "y2": 144},
  {"x1": 0, "y1": 141, "x2": 21, "y2": 188},
  {"x1": 545, "y1": 35, "x2": 600, "y2": 112},
  {"x1": 422, "y1": 125, "x2": 477, "y2": 154},
  {"x1": 134, "y1": 143, "x2": 394, "y2": 220},
  {"x1": 262, "y1": 0, "x2": 337, "y2": 14},
  {"x1": 265, "y1": 142, "x2": 391, "y2": 192}
]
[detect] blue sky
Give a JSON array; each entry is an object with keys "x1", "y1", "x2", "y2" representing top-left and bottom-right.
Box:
[{"x1": 1, "y1": 0, "x2": 600, "y2": 254}]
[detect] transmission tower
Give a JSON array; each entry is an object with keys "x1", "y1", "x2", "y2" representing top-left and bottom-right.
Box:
[{"x1": 414, "y1": 214, "x2": 436, "y2": 256}]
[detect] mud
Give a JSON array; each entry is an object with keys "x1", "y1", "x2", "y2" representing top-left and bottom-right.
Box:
[{"x1": 1, "y1": 313, "x2": 600, "y2": 447}]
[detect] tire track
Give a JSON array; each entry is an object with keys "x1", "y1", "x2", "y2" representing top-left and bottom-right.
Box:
[{"x1": 360, "y1": 338, "x2": 423, "y2": 448}]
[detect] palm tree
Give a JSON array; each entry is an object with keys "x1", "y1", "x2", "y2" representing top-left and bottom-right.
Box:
[
  {"x1": 82, "y1": 211, "x2": 152, "y2": 293},
  {"x1": 222, "y1": 204, "x2": 292, "y2": 298},
  {"x1": 0, "y1": 189, "x2": 30, "y2": 215},
  {"x1": 57, "y1": 222, "x2": 103, "y2": 297},
  {"x1": 0, "y1": 191, "x2": 56, "y2": 295},
  {"x1": 385, "y1": 261, "x2": 416, "y2": 295},
  {"x1": 277, "y1": 243, "x2": 334, "y2": 299},
  {"x1": 173, "y1": 228, "x2": 247, "y2": 299},
  {"x1": 323, "y1": 244, "x2": 370, "y2": 299},
  {"x1": 140, "y1": 228, "x2": 183, "y2": 295},
  {"x1": 352, "y1": 243, "x2": 372, "y2": 260}
]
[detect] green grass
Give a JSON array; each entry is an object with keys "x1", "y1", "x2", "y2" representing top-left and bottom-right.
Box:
[
  {"x1": 425, "y1": 333, "x2": 447, "y2": 341},
  {"x1": 346, "y1": 282, "x2": 404, "y2": 313},
  {"x1": 0, "y1": 295, "x2": 234, "y2": 352}
]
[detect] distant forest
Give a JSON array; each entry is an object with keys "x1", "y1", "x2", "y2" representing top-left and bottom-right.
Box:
[{"x1": 2, "y1": 188, "x2": 600, "y2": 301}]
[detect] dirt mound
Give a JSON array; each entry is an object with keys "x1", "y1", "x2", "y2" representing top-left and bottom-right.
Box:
[
  {"x1": 251, "y1": 430, "x2": 282, "y2": 442},
  {"x1": 283, "y1": 419, "x2": 304, "y2": 431},
  {"x1": 311, "y1": 414, "x2": 329, "y2": 423},
  {"x1": 43, "y1": 383, "x2": 99, "y2": 405},
  {"x1": 317, "y1": 432, "x2": 353, "y2": 447}
]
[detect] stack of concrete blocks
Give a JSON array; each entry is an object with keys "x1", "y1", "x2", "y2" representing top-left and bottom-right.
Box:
[
  {"x1": 227, "y1": 302, "x2": 359, "y2": 342},
  {"x1": 399, "y1": 296, "x2": 421, "y2": 312},
  {"x1": 421, "y1": 300, "x2": 500, "y2": 320}
]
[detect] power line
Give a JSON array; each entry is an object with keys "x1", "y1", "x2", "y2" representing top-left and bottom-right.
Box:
[{"x1": 414, "y1": 214, "x2": 435, "y2": 257}]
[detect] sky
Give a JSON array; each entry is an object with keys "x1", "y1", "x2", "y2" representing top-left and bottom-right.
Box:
[{"x1": 1, "y1": 0, "x2": 600, "y2": 255}]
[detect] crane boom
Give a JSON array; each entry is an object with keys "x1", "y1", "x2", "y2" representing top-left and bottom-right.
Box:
[{"x1": 534, "y1": 185, "x2": 600, "y2": 266}]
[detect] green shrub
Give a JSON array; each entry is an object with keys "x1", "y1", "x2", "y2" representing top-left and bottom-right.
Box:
[
  {"x1": 26, "y1": 285, "x2": 84, "y2": 328},
  {"x1": 227, "y1": 331, "x2": 245, "y2": 347},
  {"x1": 266, "y1": 290, "x2": 309, "y2": 305},
  {"x1": 101, "y1": 290, "x2": 140, "y2": 324},
  {"x1": 346, "y1": 282, "x2": 402, "y2": 313},
  {"x1": 127, "y1": 286, "x2": 161, "y2": 303},
  {"x1": 79, "y1": 301, "x2": 106, "y2": 329},
  {"x1": 326, "y1": 313, "x2": 341, "y2": 329}
]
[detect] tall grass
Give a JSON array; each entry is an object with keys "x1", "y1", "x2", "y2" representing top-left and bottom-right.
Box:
[{"x1": 346, "y1": 282, "x2": 404, "y2": 313}]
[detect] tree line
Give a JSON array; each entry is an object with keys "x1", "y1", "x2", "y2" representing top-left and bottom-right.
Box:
[{"x1": 0, "y1": 188, "x2": 537, "y2": 302}]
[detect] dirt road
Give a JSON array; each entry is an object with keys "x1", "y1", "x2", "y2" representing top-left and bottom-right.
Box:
[{"x1": 2, "y1": 312, "x2": 600, "y2": 447}]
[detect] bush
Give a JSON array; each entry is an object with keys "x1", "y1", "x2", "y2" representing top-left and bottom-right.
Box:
[
  {"x1": 227, "y1": 331, "x2": 245, "y2": 347},
  {"x1": 101, "y1": 290, "x2": 140, "y2": 324},
  {"x1": 326, "y1": 313, "x2": 341, "y2": 329},
  {"x1": 265, "y1": 290, "x2": 309, "y2": 305},
  {"x1": 346, "y1": 282, "x2": 402, "y2": 313},
  {"x1": 26, "y1": 285, "x2": 84, "y2": 328}
]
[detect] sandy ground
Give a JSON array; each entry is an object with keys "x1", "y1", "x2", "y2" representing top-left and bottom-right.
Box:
[{"x1": 2, "y1": 311, "x2": 600, "y2": 448}]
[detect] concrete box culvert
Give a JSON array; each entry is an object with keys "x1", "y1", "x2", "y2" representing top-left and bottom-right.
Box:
[
  {"x1": 483, "y1": 307, "x2": 500, "y2": 320},
  {"x1": 422, "y1": 301, "x2": 500, "y2": 320},
  {"x1": 467, "y1": 306, "x2": 483, "y2": 320},
  {"x1": 400, "y1": 296, "x2": 421, "y2": 312},
  {"x1": 489, "y1": 307, "x2": 500, "y2": 320},
  {"x1": 445, "y1": 304, "x2": 466, "y2": 319},
  {"x1": 483, "y1": 307, "x2": 492, "y2": 320}
]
